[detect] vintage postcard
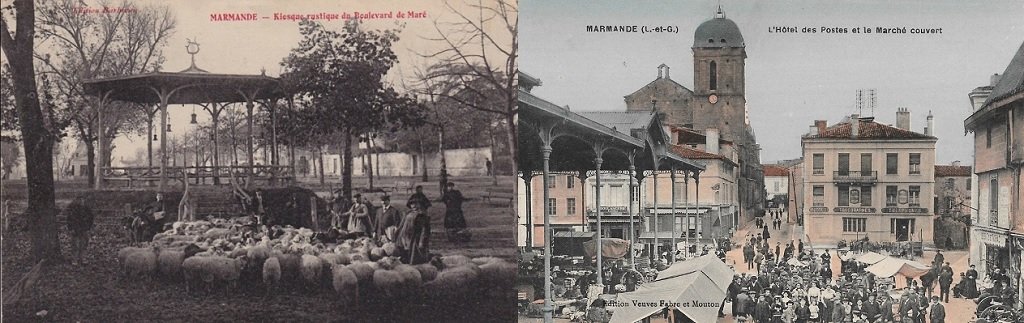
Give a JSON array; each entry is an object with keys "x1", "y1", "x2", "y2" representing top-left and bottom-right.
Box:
[
  {"x1": 1, "y1": 0, "x2": 516, "y2": 322},
  {"x1": 515, "y1": 1, "x2": 1023, "y2": 322}
]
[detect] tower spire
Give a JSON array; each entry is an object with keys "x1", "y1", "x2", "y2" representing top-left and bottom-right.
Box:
[{"x1": 716, "y1": 3, "x2": 725, "y2": 18}]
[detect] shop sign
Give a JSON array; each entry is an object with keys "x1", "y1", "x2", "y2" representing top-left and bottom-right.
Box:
[
  {"x1": 881, "y1": 207, "x2": 928, "y2": 214},
  {"x1": 809, "y1": 207, "x2": 828, "y2": 213},
  {"x1": 833, "y1": 207, "x2": 875, "y2": 213},
  {"x1": 974, "y1": 229, "x2": 1007, "y2": 247}
]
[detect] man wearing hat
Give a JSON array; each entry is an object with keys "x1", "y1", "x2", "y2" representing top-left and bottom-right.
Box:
[
  {"x1": 374, "y1": 195, "x2": 402, "y2": 241},
  {"x1": 927, "y1": 296, "x2": 944, "y2": 323}
]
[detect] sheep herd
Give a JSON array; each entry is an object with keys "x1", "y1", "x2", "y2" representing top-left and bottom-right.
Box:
[{"x1": 115, "y1": 218, "x2": 517, "y2": 307}]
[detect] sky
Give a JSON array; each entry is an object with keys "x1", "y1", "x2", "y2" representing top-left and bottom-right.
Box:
[
  {"x1": 37, "y1": 0, "x2": 514, "y2": 164},
  {"x1": 519, "y1": 0, "x2": 1024, "y2": 165}
]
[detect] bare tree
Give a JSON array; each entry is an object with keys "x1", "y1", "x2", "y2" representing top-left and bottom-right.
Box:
[
  {"x1": 1, "y1": 0, "x2": 63, "y2": 262},
  {"x1": 419, "y1": 0, "x2": 517, "y2": 176},
  {"x1": 34, "y1": 0, "x2": 175, "y2": 184}
]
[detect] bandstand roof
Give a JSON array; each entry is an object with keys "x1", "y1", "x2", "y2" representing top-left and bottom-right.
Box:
[
  {"x1": 82, "y1": 72, "x2": 284, "y2": 104},
  {"x1": 517, "y1": 76, "x2": 703, "y2": 175}
]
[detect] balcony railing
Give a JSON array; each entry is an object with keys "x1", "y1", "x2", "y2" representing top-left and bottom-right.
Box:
[{"x1": 833, "y1": 171, "x2": 877, "y2": 184}]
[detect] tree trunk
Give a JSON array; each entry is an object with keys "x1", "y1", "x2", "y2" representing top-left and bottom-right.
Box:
[
  {"x1": 366, "y1": 134, "x2": 374, "y2": 190},
  {"x1": 505, "y1": 113, "x2": 516, "y2": 176},
  {"x1": 438, "y1": 126, "x2": 448, "y2": 195},
  {"x1": 341, "y1": 130, "x2": 353, "y2": 200},
  {"x1": 419, "y1": 137, "x2": 428, "y2": 182},
  {"x1": 147, "y1": 112, "x2": 153, "y2": 168},
  {"x1": 212, "y1": 112, "x2": 220, "y2": 185},
  {"x1": 2, "y1": 0, "x2": 63, "y2": 262},
  {"x1": 317, "y1": 146, "x2": 325, "y2": 185},
  {"x1": 372, "y1": 136, "x2": 380, "y2": 177},
  {"x1": 84, "y1": 139, "x2": 96, "y2": 185}
]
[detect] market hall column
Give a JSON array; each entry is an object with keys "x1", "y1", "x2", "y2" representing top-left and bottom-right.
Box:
[
  {"x1": 540, "y1": 140, "x2": 554, "y2": 323},
  {"x1": 594, "y1": 155, "x2": 605, "y2": 291}
]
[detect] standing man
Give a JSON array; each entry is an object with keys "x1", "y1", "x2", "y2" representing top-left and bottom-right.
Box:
[
  {"x1": 375, "y1": 195, "x2": 402, "y2": 241},
  {"x1": 938, "y1": 264, "x2": 953, "y2": 303},
  {"x1": 927, "y1": 296, "x2": 944, "y2": 323},
  {"x1": 485, "y1": 158, "x2": 492, "y2": 176},
  {"x1": 441, "y1": 182, "x2": 469, "y2": 242},
  {"x1": 396, "y1": 200, "x2": 431, "y2": 264},
  {"x1": 407, "y1": 185, "x2": 432, "y2": 211},
  {"x1": 66, "y1": 197, "x2": 95, "y2": 265}
]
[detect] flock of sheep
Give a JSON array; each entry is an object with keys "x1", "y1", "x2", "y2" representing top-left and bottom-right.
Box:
[{"x1": 116, "y1": 218, "x2": 516, "y2": 306}]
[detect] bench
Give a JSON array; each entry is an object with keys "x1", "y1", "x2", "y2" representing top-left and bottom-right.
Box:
[
  {"x1": 391, "y1": 181, "x2": 414, "y2": 194},
  {"x1": 483, "y1": 187, "x2": 514, "y2": 207}
]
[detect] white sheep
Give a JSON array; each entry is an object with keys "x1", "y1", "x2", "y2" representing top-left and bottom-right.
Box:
[
  {"x1": 382, "y1": 242, "x2": 398, "y2": 257},
  {"x1": 262, "y1": 256, "x2": 281, "y2": 295},
  {"x1": 300, "y1": 254, "x2": 324, "y2": 289},
  {"x1": 478, "y1": 259, "x2": 517, "y2": 291},
  {"x1": 157, "y1": 248, "x2": 188, "y2": 279},
  {"x1": 425, "y1": 266, "x2": 480, "y2": 300},
  {"x1": 440, "y1": 255, "x2": 473, "y2": 269},
  {"x1": 181, "y1": 256, "x2": 246, "y2": 293},
  {"x1": 414, "y1": 263, "x2": 439, "y2": 282},
  {"x1": 331, "y1": 264, "x2": 359, "y2": 304},
  {"x1": 372, "y1": 269, "x2": 404, "y2": 299},
  {"x1": 122, "y1": 246, "x2": 160, "y2": 279},
  {"x1": 394, "y1": 264, "x2": 423, "y2": 291},
  {"x1": 369, "y1": 247, "x2": 386, "y2": 261},
  {"x1": 346, "y1": 262, "x2": 375, "y2": 291}
]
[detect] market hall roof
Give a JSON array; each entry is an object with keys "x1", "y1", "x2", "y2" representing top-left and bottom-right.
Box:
[
  {"x1": 965, "y1": 41, "x2": 1024, "y2": 130},
  {"x1": 82, "y1": 72, "x2": 284, "y2": 104},
  {"x1": 693, "y1": 6, "x2": 745, "y2": 48},
  {"x1": 518, "y1": 81, "x2": 703, "y2": 174}
]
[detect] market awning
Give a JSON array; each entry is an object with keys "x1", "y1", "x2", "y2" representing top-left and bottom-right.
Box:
[
  {"x1": 609, "y1": 255, "x2": 731, "y2": 323},
  {"x1": 865, "y1": 257, "x2": 931, "y2": 278},
  {"x1": 855, "y1": 252, "x2": 888, "y2": 265}
]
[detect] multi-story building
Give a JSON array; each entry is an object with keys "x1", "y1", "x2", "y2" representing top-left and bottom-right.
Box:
[
  {"x1": 964, "y1": 42, "x2": 1023, "y2": 308},
  {"x1": 519, "y1": 173, "x2": 587, "y2": 248},
  {"x1": 801, "y1": 112, "x2": 937, "y2": 245},
  {"x1": 764, "y1": 164, "x2": 790, "y2": 211},
  {"x1": 933, "y1": 162, "x2": 972, "y2": 218}
]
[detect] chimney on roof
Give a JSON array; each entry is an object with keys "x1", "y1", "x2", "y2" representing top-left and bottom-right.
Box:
[
  {"x1": 925, "y1": 111, "x2": 934, "y2": 136},
  {"x1": 851, "y1": 114, "x2": 860, "y2": 138},
  {"x1": 706, "y1": 128, "x2": 720, "y2": 154},
  {"x1": 809, "y1": 125, "x2": 818, "y2": 136},
  {"x1": 991, "y1": 73, "x2": 1002, "y2": 86},
  {"x1": 815, "y1": 120, "x2": 827, "y2": 134},
  {"x1": 896, "y1": 108, "x2": 911, "y2": 130},
  {"x1": 969, "y1": 74, "x2": 999, "y2": 111},
  {"x1": 952, "y1": 160, "x2": 961, "y2": 167}
]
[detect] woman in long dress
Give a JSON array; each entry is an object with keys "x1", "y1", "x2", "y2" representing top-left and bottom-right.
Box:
[
  {"x1": 345, "y1": 194, "x2": 369, "y2": 235},
  {"x1": 396, "y1": 201, "x2": 431, "y2": 264}
]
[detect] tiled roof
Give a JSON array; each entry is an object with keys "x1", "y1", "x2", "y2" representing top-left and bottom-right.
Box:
[
  {"x1": 670, "y1": 145, "x2": 736, "y2": 166},
  {"x1": 934, "y1": 165, "x2": 972, "y2": 177},
  {"x1": 763, "y1": 165, "x2": 790, "y2": 177},
  {"x1": 806, "y1": 119, "x2": 936, "y2": 140},
  {"x1": 983, "y1": 42, "x2": 1024, "y2": 109},
  {"x1": 576, "y1": 111, "x2": 654, "y2": 137}
]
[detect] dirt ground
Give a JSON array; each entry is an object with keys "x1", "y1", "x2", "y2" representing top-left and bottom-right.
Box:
[{"x1": 1, "y1": 176, "x2": 516, "y2": 322}]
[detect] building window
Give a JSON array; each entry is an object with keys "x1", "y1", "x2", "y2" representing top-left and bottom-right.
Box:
[
  {"x1": 886, "y1": 153, "x2": 898, "y2": 175},
  {"x1": 838, "y1": 185, "x2": 850, "y2": 206},
  {"x1": 566, "y1": 175, "x2": 575, "y2": 189},
  {"x1": 547, "y1": 175, "x2": 556, "y2": 188},
  {"x1": 908, "y1": 186, "x2": 920, "y2": 207},
  {"x1": 709, "y1": 61, "x2": 718, "y2": 91},
  {"x1": 986, "y1": 127, "x2": 993, "y2": 148},
  {"x1": 812, "y1": 153, "x2": 824, "y2": 175},
  {"x1": 967, "y1": 177, "x2": 972, "y2": 191},
  {"x1": 909, "y1": 153, "x2": 921, "y2": 175},
  {"x1": 547, "y1": 198, "x2": 557, "y2": 216},
  {"x1": 813, "y1": 185, "x2": 825, "y2": 206},
  {"x1": 567, "y1": 198, "x2": 577, "y2": 215},
  {"x1": 860, "y1": 153, "x2": 872, "y2": 175},
  {"x1": 990, "y1": 176, "x2": 999, "y2": 226},
  {"x1": 860, "y1": 186, "x2": 872, "y2": 206},
  {"x1": 886, "y1": 186, "x2": 898, "y2": 207},
  {"x1": 838, "y1": 153, "x2": 850, "y2": 176},
  {"x1": 890, "y1": 219, "x2": 915, "y2": 235},
  {"x1": 673, "y1": 180, "x2": 687, "y2": 202},
  {"x1": 842, "y1": 218, "x2": 867, "y2": 232}
]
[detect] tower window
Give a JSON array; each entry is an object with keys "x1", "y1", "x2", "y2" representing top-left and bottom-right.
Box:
[
  {"x1": 708, "y1": 38, "x2": 714, "y2": 43},
  {"x1": 709, "y1": 61, "x2": 718, "y2": 91},
  {"x1": 720, "y1": 38, "x2": 726, "y2": 43}
]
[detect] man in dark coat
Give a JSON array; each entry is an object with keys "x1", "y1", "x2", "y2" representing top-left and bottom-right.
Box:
[
  {"x1": 938, "y1": 263, "x2": 953, "y2": 303},
  {"x1": 754, "y1": 295, "x2": 772, "y2": 323},
  {"x1": 406, "y1": 185, "x2": 432, "y2": 210},
  {"x1": 928, "y1": 296, "x2": 945, "y2": 323},
  {"x1": 933, "y1": 250, "x2": 945, "y2": 269},
  {"x1": 735, "y1": 289, "x2": 752, "y2": 319},
  {"x1": 722, "y1": 276, "x2": 741, "y2": 317},
  {"x1": 66, "y1": 197, "x2": 95, "y2": 265},
  {"x1": 862, "y1": 294, "x2": 881, "y2": 322},
  {"x1": 920, "y1": 270, "x2": 936, "y2": 299},
  {"x1": 374, "y1": 195, "x2": 402, "y2": 240}
]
